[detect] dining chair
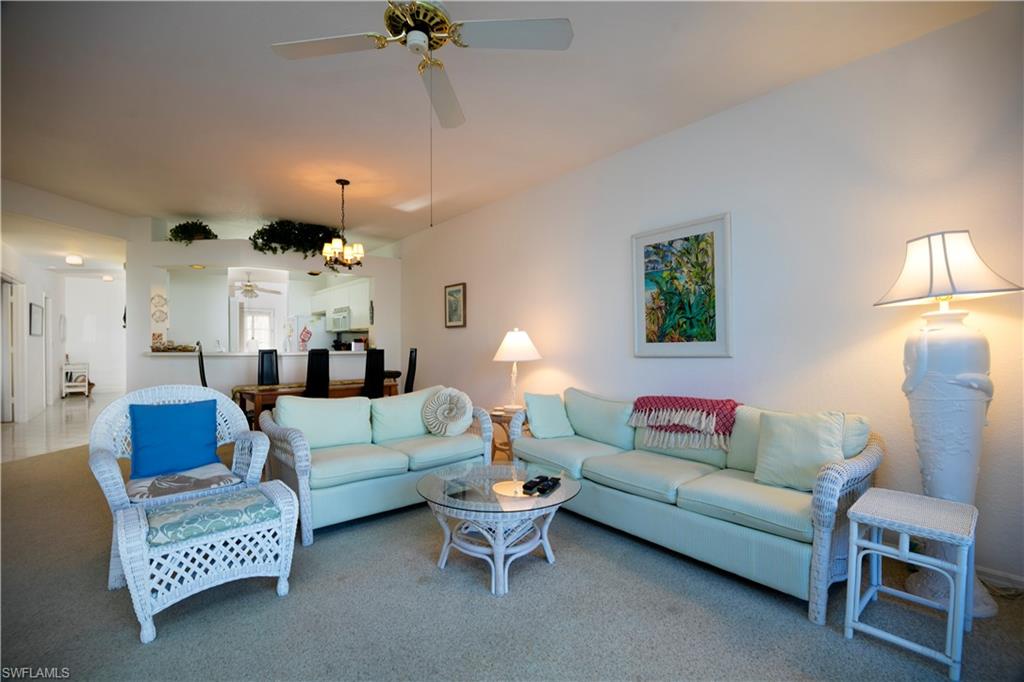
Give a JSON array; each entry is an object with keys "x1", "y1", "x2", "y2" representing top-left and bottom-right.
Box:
[
  {"x1": 258, "y1": 349, "x2": 279, "y2": 386},
  {"x1": 360, "y1": 348, "x2": 385, "y2": 399},
  {"x1": 404, "y1": 348, "x2": 417, "y2": 394},
  {"x1": 303, "y1": 349, "x2": 330, "y2": 398},
  {"x1": 196, "y1": 341, "x2": 208, "y2": 388}
]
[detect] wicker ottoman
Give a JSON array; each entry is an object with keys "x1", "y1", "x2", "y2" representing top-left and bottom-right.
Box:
[{"x1": 115, "y1": 480, "x2": 298, "y2": 643}]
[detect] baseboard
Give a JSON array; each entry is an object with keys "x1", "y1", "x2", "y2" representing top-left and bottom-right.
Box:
[{"x1": 976, "y1": 565, "x2": 1024, "y2": 589}]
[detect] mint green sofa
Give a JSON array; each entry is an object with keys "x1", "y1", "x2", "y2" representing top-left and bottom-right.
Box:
[
  {"x1": 260, "y1": 386, "x2": 492, "y2": 546},
  {"x1": 508, "y1": 388, "x2": 885, "y2": 624}
]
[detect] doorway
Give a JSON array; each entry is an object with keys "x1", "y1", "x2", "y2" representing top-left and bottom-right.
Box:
[{"x1": 2, "y1": 279, "x2": 14, "y2": 422}]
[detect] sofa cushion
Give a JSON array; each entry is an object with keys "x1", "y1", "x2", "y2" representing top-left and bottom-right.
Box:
[
  {"x1": 676, "y1": 469, "x2": 813, "y2": 543},
  {"x1": 754, "y1": 411, "x2": 844, "y2": 492},
  {"x1": 309, "y1": 443, "x2": 408, "y2": 489},
  {"x1": 371, "y1": 385, "x2": 444, "y2": 443},
  {"x1": 422, "y1": 388, "x2": 474, "y2": 437},
  {"x1": 276, "y1": 395, "x2": 371, "y2": 449},
  {"x1": 524, "y1": 393, "x2": 574, "y2": 438},
  {"x1": 633, "y1": 428, "x2": 726, "y2": 468},
  {"x1": 379, "y1": 433, "x2": 484, "y2": 471},
  {"x1": 563, "y1": 388, "x2": 634, "y2": 450},
  {"x1": 512, "y1": 435, "x2": 622, "y2": 479},
  {"x1": 727, "y1": 406, "x2": 872, "y2": 472},
  {"x1": 582, "y1": 450, "x2": 717, "y2": 504}
]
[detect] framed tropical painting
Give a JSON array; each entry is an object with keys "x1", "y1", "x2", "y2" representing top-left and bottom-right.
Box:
[
  {"x1": 444, "y1": 282, "x2": 466, "y2": 328},
  {"x1": 632, "y1": 213, "x2": 731, "y2": 357}
]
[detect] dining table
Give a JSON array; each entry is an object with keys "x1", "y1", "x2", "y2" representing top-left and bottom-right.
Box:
[{"x1": 232, "y1": 377, "x2": 399, "y2": 429}]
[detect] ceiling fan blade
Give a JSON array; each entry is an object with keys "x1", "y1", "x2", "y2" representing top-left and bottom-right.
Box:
[
  {"x1": 450, "y1": 18, "x2": 573, "y2": 51},
  {"x1": 271, "y1": 32, "x2": 386, "y2": 60},
  {"x1": 420, "y1": 59, "x2": 465, "y2": 129},
  {"x1": 256, "y1": 287, "x2": 282, "y2": 295}
]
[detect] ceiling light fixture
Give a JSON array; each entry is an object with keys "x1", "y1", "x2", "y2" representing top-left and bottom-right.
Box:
[
  {"x1": 190, "y1": 264, "x2": 206, "y2": 270},
  {"x1": 65, "y1": 255, "x2": 84, "y2": 266},
  {"x1": 101, "y1": 275, "x2": 114, "y2": 282},
  {"x1": 322, "y1": 179, "x2": 365, "y2": 270}
]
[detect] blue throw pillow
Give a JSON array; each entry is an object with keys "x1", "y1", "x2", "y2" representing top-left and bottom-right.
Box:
[{"x1": 129, "y1": 399, "x2": 220, "y2": 479}]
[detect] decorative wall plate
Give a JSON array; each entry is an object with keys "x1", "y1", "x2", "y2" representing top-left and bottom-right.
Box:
[
  {"x1": 150, "y1": 294, "x2": 167, "y2": 308},
  {"x1": 151, "y1": 309, "x2": 168, "y2": 323}
]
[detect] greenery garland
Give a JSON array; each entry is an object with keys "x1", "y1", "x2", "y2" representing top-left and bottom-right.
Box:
[
  {"x1": 168, "y1": 220, "x2": 218, "y2": 245},
  {"x1": 249, "y1": 219, "x2": 342, "y2": 258}
]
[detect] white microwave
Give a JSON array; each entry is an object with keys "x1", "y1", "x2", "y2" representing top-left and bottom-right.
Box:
[{"x1": 325, "y1": 306, "x2": 351, "y2": 332}]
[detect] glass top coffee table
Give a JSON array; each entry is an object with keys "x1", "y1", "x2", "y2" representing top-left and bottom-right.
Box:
[{"x1": 416, "y1": 463, "x2": 581, "y2": 595}]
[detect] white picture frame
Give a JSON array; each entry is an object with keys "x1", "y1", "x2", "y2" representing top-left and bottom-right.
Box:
[{"x1": 632, "y1": 213, "x2": 732, "y2": 357}]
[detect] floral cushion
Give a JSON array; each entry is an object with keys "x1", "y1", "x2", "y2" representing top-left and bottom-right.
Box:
[
  {"x1": 126, "y1": 462, "x2": 241, "y2": 501},
  {"x1": 145, "y1": 488, "x2": 280, "y2": 547}
]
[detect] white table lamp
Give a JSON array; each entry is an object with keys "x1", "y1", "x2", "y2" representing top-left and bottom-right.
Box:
[
  {"x1": 876, "y1": 230, "x2": 1022, "y2": 618},
  {"x1": 492, "y1": 328, "x2": 541, "y2": 411}
]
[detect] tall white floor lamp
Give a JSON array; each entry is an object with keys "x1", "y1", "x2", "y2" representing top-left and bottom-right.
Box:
[{"x1": 875, "y1": 230, "x2": 1022, "y2": 618}]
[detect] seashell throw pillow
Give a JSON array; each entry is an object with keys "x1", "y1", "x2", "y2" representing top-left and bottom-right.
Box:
[{"x1": 422, "y1": 387, "x2": 474, "y2": 437}]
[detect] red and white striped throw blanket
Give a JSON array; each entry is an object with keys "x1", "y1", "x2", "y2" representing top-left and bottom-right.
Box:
[{"x1": 628, "y1": 396, "x2": 742, "y2": 450}]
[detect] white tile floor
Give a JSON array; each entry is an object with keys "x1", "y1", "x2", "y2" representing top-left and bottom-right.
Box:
[{"x1": 0, "y1": 391, "x2": 121, "y2": 462}]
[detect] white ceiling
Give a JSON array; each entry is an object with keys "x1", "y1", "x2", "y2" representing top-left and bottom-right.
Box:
[
  {"x1": 1, "y1": 2, "x2": 987, "y2": 246},
  {"x1": 1, "y1": 212, "x2": 126, "y2": 273}
]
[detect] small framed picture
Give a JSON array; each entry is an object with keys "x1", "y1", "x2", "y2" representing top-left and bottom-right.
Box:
[
  {"x1": 444, "y1": 282, "x2": 466, "y2": 328},
  {"x1": 29, "y1": 303, "x2": 44, "y2": 337}
]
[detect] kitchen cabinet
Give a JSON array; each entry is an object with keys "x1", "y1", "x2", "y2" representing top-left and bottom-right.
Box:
[{"x1": 310, "y1": 278, "x2": 371, "y2": 329}]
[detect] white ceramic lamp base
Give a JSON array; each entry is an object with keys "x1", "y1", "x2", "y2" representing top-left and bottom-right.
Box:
[{"x1": 902, "y1": 309, "x2": 997, "y2": 618}]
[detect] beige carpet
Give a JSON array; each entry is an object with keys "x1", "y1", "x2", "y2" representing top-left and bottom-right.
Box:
[{"x1": 2, "y1": 445, "x2": 1022, "y2": 681}]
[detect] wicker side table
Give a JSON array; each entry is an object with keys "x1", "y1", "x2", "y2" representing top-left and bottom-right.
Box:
[{"x1": 845, "y1": 487, "x2": 977, "y2": 681}]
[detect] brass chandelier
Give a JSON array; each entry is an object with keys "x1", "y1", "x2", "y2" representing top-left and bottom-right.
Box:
[{"x1": 322, "y1": 178, "x2": 365, "y2": 269}]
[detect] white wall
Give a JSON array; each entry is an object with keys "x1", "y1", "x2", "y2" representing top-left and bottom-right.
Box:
[
  {"x1": 167, "y1": 271, "x2": 230, "y2": 350},
  {"x1": 0, "y1": 243, "x2": 66, "y2": 419},
  {"x1": 63, "y1": 275, "x2": 126, "y2": 392},
  {"x1": 400, "y1": 7, "x2": 1023, "y2": 581}
]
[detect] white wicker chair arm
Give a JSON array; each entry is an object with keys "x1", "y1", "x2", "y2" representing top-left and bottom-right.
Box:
[
  {"x1": 508, "y1": 409, "x2": 527, "y2": 443},
  {"x1": 258, "y1": 410, "x2": 312, "y2": 476},
  {"x1": 472, "y1": 407, "x2": 494, "y2": 465},
  {"x1": 90, "y1": 447, "x2": 130, "y2": 511},
  {"x1": 811, "y1": 433, "x2": 886, "y2": 531},
  {"x1": 231, "y1": 430, "x2": 270, "y2": 486}
]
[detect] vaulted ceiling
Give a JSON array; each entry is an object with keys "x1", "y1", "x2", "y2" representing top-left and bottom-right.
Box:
[{"x1": 1, "y1": 2, "x2": 987, "y2": 247}]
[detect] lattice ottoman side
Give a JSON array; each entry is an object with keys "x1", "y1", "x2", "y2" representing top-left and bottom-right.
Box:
[{"x1": 115, "y1": 480, "x2": 298, "y2": 643}]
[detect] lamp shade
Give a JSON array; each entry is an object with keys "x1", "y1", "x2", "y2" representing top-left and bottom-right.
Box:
[
  {"x1": 875, "y1": 230, "x2": 1022, "y2": 307},
  {"x1": 493, "y1": 328, "x2": 542, "y2": 362}
]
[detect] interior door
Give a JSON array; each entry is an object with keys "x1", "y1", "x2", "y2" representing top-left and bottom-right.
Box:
[{"x1": 2, "y1": 280, "x2": 14, "y2": 422}]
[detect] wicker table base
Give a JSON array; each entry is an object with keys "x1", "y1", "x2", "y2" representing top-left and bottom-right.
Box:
[{"x1": 428, "y1": 504, "x2": 559, "y2": 596}]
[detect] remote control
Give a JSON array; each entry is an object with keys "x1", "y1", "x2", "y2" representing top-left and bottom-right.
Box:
[
  {"x1": 536, "y1": 478, "x2": 561, "y2": 495},
  {"x1": 521, "y1": 477, "x2": 546, "y2": 493}
]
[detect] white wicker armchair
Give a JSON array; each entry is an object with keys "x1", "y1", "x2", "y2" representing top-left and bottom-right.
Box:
[{"x1": 89, "y1": 385, "x2": 269, "y2": 590}]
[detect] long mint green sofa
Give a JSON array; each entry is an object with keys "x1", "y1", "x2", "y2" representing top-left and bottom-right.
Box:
[
  {"x1": 260, "y1": 386, "x2": 492, "y2": 546},
  {"x1": 508, "y1": 388, "x2": 885, "y2": 624}
]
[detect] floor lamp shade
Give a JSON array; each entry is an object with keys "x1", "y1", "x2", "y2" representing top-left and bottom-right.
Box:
[
  {"x1": 875, "y1": 231, "x2": 1022, "y2": 307},
  {"x1": 493, "y1": 328, "x2": 541, "y2": 411},
  {"x1": 876, "y1": 230, "x2": 1021, "y2": 618}
]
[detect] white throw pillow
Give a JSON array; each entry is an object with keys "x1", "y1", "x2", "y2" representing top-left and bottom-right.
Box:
[
  {"x1": 422, "y1": 388, "x2": 474, "y2": 437},
  {"x1": 754, "y1": 411, "x2": 845, "y2": 492}
]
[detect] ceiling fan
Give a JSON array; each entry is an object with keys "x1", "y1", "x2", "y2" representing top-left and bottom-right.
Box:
[
  {"x1": 271, "y1": 0, "x2": 573, "y2": 128},
  {"x1": 232, "y1": 273, "x2": 281, "y2": 299}
]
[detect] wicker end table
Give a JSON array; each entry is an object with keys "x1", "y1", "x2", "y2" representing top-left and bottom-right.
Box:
[
  {"x1": 417, "y1": 463, "x2": 580, "y2": 596},
  {"x1": 845, "y1": 487, "x2": 977, "y2": 681}
]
